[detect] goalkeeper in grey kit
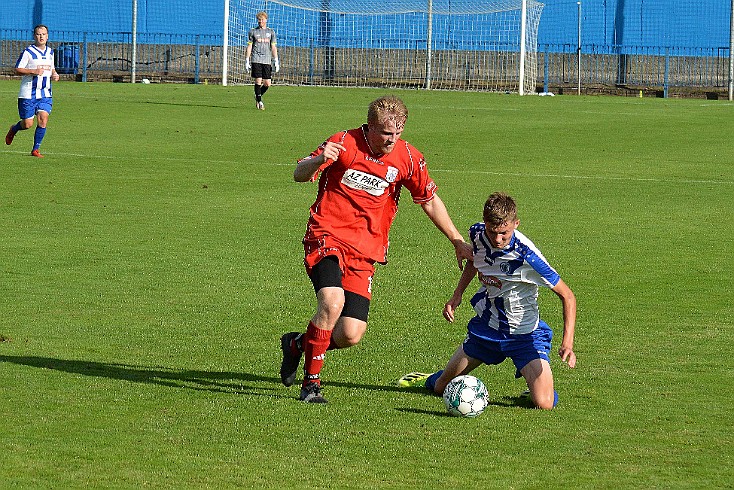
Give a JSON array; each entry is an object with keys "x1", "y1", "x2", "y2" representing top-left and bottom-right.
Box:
[{"x1": 245, "y1": 11, "x2": 279, "y2": 110}]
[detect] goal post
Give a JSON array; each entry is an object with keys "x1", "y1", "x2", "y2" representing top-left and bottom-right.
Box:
[
  {"x1": 224, "y1": 0, "x2": 544, "y2": 94},
  {"x1": 223, "y1": 0, "x2": 230, "y2": 86}
]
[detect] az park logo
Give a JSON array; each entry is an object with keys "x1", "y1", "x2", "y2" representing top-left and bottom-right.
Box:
[{"x1": 342, "y1": 169, "x2": 389, "y2": 196}]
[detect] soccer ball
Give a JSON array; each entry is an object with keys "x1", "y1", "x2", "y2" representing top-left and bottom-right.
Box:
[{"x1": 442, "y1": 375, "x2": 489, "y2": 418}]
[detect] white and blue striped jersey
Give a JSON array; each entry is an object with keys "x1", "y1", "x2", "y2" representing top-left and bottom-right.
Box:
[
  {"x1": 468, "y1": 223, "x2": 560, "y2": 336},
  {"x1": 16, "y1": 45, "x2": 55, "y2": 99}
]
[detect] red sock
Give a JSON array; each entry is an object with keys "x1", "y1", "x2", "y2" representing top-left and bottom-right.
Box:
[{"x1": 302, "y1": 321, "x2": 332, "y2": 387}]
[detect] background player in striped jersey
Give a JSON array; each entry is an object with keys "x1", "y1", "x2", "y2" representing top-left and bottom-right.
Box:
[
  {"x1": 280, "y1": 95, "x2": 473, "y2": 403},
  {"x1": 399, "y1": 192, "x2": 577, "y2": 410},
  {"x1": 244, "y1": 11, "x2": 279, "y2": 110},
  {"x1": 5, "y1": 24, "x2": 59, "y2": 158}
]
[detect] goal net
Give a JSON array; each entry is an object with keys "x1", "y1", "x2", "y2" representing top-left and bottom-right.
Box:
[{"x1": 225, "y1": 0, "x2": 544, "y2": 94}]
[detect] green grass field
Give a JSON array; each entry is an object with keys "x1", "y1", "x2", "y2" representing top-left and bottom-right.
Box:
[{"x1": 1, "y1": 80, "x2": 732, "y2": 488}]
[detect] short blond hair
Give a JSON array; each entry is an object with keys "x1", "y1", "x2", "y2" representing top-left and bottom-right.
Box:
[
  {"x1": 256, "y1": 11, "x2": 268, "y2": 20},
  {"x1": 367, "y1": 95, "x2": 408, "y2": 128}
]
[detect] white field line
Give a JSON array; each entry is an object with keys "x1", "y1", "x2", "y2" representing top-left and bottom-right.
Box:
[
  {"x1": 430, "y1": 168, "x2": 734, "y2": 186},
  {"x1": 3, "y1": 149, "x2": 733, "y2": 186}
]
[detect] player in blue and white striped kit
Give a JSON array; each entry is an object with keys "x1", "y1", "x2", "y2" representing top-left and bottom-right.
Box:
[
  {"x1": 5, "y1": 24, "x2": 59, "y2": 158},
  {"x1": 399, "y1": 192, "x2": 577, "y2": 410}
]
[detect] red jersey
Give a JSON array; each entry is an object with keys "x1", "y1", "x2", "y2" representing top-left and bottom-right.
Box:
[{"x1": 300, "y1": 124, "x2": 437, "y2": 264}]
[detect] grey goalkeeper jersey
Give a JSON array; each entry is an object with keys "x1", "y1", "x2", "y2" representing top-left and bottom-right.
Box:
[{"x1": 248, "y1": 27, "x2": 277, "y2": 64}]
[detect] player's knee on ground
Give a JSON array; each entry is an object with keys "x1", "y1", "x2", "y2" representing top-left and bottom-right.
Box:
[{"x1": 532, "y1": 390, "x2": 558, "y2": 410}]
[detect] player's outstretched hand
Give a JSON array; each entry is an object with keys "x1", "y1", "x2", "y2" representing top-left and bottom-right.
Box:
[{"x1": 453, "y1": 240, "x2": 473, "y2": 271}]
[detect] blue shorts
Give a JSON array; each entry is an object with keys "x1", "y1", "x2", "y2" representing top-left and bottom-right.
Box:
[
  {"x1": 18, "y1": 97, "x2": 52, "y2": 119},
  {"x1": 462, "y1": 316, "x2": 553, "y2": 378}
]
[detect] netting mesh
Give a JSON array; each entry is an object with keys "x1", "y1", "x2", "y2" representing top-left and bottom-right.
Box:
[{"x1": 226, "y1": 0, "x2": 544, "y2": 93}]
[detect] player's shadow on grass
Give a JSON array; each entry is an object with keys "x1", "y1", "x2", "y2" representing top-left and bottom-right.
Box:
[
  {"x1": 0, "y1": 354, "x2": 283, "y2": 396},
  {"x1": 0, "y1": 354, "x2": 419, "y2": 397},
  {"x1": 1, "y1": 355, "x2": 532, "y2": 406},
  {"x1": 395, "y1": 395, "x2": 535, "y2": 417},
  {"x1": 394, "y1": 391, "x2": 536, "y2": 412}
]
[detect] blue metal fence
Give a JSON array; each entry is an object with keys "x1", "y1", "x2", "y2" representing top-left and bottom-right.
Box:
[
  {"x1": 1, "y1": 30, "x2": 223, "y2": 83},
  {"x1": 540, "y1": 42, "x2": 730, "y2": 96},
  {"x1": 1, "y1": 28, "x2": 730, "y2": 95}
]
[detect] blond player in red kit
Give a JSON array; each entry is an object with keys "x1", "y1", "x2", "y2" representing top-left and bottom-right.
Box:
[{"x1": 280, "y1": 95, "x2": 473, "y2": 403}]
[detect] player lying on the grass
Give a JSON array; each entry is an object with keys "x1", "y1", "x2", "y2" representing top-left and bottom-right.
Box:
[{"x1": 398, "y1": 192, "x2": 577, "y2": 410}]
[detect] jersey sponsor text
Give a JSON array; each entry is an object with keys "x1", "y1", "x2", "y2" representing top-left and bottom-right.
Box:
[{"x1": 341, "y1": 169, "x2": 389, "y2": 196}]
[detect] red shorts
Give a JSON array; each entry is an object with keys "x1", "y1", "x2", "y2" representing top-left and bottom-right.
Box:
[{"x1": 303, "y1": 235, "x2": 375, "y2": 300}]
